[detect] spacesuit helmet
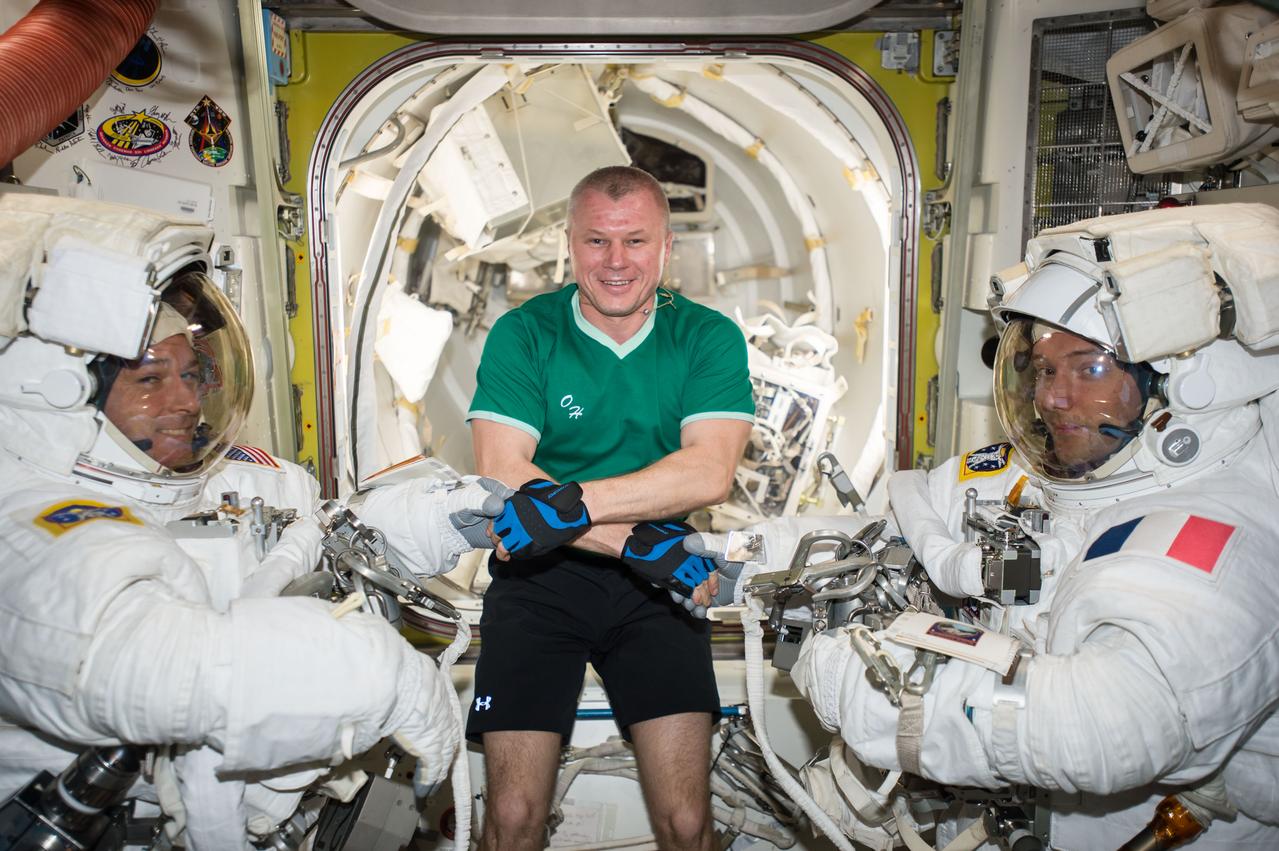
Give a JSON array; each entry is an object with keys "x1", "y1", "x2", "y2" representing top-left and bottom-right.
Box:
[
  {"x1": 88, "y1": 267, "x2": 254, "y2": 478},
  {"x1": 0, "y1": 193, "x2": 253, "y2": 504},
  {"x1": 988, "y1": 203, "x2": 1279, "y2": 498}
]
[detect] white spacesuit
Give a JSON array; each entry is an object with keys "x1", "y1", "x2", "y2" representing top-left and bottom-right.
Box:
[
  {"x1": 0, "y1": 194, "x2": 504, "y2": 849},
  {"x1": 708, "y1": 204, "x2": 1279, "y2": 849}
]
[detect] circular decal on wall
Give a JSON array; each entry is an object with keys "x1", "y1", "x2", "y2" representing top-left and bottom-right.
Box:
[
  {"x1": 96, "y1": 110, "x2": 172, "y2": 157},
  {"x1": 111, "y1": 32, "x2": 163, "y2": 89}
]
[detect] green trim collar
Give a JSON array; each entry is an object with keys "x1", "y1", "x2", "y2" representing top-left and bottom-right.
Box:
[{"x1": 570, "y1": 289, "x2": 656, "y2": 359}]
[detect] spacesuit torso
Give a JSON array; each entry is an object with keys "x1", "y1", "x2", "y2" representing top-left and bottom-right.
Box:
[
  {"x1": 900, "y1": 438, "x2": 1279, "y2": 849},
  {"x1": 1032, "y1": 432, "x2": 1279, "y2": 849},
  {"x1": 794, "y1": 429, "x2": 1279, "y2": 850}
]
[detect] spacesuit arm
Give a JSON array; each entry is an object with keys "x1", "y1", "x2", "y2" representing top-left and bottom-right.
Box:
[
  {"x1": 75, "y1": 587, "x2": 455, "y2": 775},
  {"x1": 792, "y1": 629, "x2": 1004, "y2": 790},
  {"x1": 1, "y1": 522, "x2": 456, "y2": 778},
  {"x1": 792, "y1": 623, "x2": 1203, "y2": 796},
  {"x1": 965, "y1": 624, "x2": 1197, "y2": 794},
  {"x1": 888, "y1": 468, "x2": 984, "y2": 597}
]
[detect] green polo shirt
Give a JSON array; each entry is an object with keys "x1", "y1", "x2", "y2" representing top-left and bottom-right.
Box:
[{"x1": 468, "y1": 285, "x2": 754, "y2": 483}]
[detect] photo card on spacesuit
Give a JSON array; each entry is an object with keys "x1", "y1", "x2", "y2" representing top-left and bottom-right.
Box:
[{"x1": 883, "y1": 612, "x2": 1020, "y2": 675}]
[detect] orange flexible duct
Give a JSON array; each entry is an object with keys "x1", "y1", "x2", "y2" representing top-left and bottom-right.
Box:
[{"x1": 0, "y1": 0, "x2": 158, "y2": 168}]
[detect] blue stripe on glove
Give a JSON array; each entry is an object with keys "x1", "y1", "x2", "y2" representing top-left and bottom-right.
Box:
[
  {"x1": 492, "y1": 479, "x2": 591, "y2": 558},
  {"x1": 622, "y1": 521, "x2": 715, "y2": 596}
]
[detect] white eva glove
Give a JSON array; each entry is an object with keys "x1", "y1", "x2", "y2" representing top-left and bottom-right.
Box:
[
  {"x1": 220, "y1": 597, "x2": 458, "y2": 778},
  {"x1": 240, "y1": 517, "x2": 326, "y2": 600},
  {"x1": 387, "y1": 639, "x2": 458, "y2": 792},
  {"x1": 356, "y1": 476, "x2": 513, "y2": 577},
  {"x1": 791, "y1": 628, "x2": 1001, "y2": 789},
  {"x1": 446, "y1": 476, "x2": 514, "y2": 548},
  {"x1": 886, "y1": 470, "x2": 984, "y2": 597}
]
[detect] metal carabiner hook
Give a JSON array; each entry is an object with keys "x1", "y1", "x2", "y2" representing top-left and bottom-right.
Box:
[
  {"x1": 903, "y1": 650, "x2": 940, "y2": 697},
  {"x1": 816, "y1": 451, "x2": 865, "y2": 510},
  {"x1": 848, "y1": 624, "x2": 905, "y2": 706}
]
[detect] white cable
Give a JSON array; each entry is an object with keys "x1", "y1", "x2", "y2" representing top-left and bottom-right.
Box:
[
  {"x1": 740, "y1": 597, "x2": 856, "y2": 851},
  {"x1": 437, "y1": 619, "x2": 473, "y2": 851},
  {"x1": 345, "y1": 64, "x2": 510, "y2": 486}
]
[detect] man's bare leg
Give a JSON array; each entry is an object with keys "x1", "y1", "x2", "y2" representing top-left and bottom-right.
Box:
[
  {"x1": 478, "y1": 731, "x2": 562, "y2": 851},
  {"x1": 631, "y1": 712, "x2": 716, "y2": 850}
]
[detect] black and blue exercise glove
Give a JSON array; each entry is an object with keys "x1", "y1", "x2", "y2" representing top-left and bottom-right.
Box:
[
  {"x1": 492, "y1": 478, "x2": 591, "y2": 558},
  {"x1": 621, "y1": 521, "x2": 715, "y2": 596}
]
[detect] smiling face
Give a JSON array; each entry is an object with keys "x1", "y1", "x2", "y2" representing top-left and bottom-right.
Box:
[
  {"x1": 1031, "y1": 328, "x2": 1145, "y2": 470},
  {"x1": 567, "y1": 186, "x2": 673, "y2": 340},
  {"x1": 103, "y1": 333, "x2": 203, "y2": 469}
]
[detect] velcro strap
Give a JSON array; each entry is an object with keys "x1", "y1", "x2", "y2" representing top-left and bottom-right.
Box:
[
  {"x1": 990, "y1": 701, "x2": 1021, "y2": 780},
  {"x1": 626, "y1": 521, "x2": 664, "y2": 550},
  {"x1": 543, "y1": 481, "x2": 583, "y2": 512},
  {"x1": 896, "y1": 691, "x2": 925, "y2": 777}
]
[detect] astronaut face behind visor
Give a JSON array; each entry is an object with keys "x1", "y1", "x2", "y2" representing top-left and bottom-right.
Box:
[
  {"x1": 995, "y1": 318, "x2": 1155, "y2": 481},
  {"x1": 104, "y1": 326, "x2": 202, "y2": 469},
  {"x1": 92, "y1": 270, "x2": 253, "y2": 477}
]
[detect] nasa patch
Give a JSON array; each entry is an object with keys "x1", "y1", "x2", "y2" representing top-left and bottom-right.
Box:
[
  {"x1": 186, "y1": 95, "x2": 233, "y2": 167},
  {"x1": 110, "y1": 30, "x2": 164, "y2": 90},
  {"x1": 37, "y1": 104, "x2": 88, "y2": 154},
  {"x1": 92, "y1": 104, "x2": 179, "y2": 168},
  {"x1": 34, "y1": 500, "x2": 142, "y2": 537},
  {"x1": 958, "y1": 442, "x2": 1013, "y2": 481}
]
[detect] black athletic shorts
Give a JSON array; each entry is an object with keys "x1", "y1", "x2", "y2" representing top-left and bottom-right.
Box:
[{"x1": 466, "y1": 547, "x2": 719, "y2": 743}]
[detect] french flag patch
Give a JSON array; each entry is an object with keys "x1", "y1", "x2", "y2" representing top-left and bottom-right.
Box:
[
  {"x1": 1085, "y1": 512, "x2": 1236, "y2": 575},
  {"x1": 225, "y1": 444, "x2": 280, "y2": 469}
]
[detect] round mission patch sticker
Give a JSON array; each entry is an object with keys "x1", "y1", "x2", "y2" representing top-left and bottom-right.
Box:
[
  {"x1": 96, "y1": 110, "x2": 172, "y2": 157},
  {"x1": 111, "y1": 32, "x2": 163, "y2": 88}
]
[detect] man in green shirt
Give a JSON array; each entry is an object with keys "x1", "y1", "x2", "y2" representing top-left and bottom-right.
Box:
[{"x1": 467, "y1": 165, "x2": 753, "y2": 850}]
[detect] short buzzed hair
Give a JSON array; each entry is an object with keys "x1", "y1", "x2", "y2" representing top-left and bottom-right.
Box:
[{"x1": 567, "y1": 165, "x2": 670, "y2": 233}]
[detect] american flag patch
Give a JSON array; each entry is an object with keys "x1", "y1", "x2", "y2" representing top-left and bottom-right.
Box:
[
  {"x1": 1085, "y1": 512, "x2": 1236, "y2": 575},
  {"x1": 225, "y1": 444, "x2": 280, "y2": 469}
]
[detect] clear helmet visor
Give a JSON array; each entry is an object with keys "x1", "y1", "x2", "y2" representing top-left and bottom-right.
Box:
[
  {"x1": 994, "y1": 318, "x2": 1154, "y2": 482},
  {"x1": 99, "y1": 270, "x2": 254, "y2": 476}
]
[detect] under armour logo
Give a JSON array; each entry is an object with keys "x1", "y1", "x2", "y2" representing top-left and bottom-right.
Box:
[
  {"x1": 560, "y1": 394, "x2": 584, "y2": 420},
  {"x1": 474, "y1": 695, "x2": 492, "y2": 711}
]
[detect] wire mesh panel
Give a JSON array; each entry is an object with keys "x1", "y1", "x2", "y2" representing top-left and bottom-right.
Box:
[{"x1": 1025, "y1": 11, "x2": 1172, "y2": 240}]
